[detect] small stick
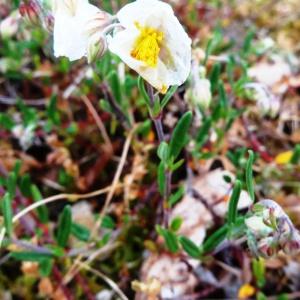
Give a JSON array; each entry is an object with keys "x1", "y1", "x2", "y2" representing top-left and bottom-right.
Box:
[
  {"x1": 81, "y1": 95, "x2": 113, "y2": 153},
  {"x1": 78, "y1": 262, "x2": 129, "y2": 300}
]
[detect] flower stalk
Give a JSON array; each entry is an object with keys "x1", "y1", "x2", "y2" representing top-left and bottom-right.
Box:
[{"x1": 146, "y1": 84, "x2": 173, "y2": 227}]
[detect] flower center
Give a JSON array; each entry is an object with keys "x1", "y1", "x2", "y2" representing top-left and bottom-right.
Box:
[{"x1": 131, "y1": 22, "x2": 164, "y2": 68}]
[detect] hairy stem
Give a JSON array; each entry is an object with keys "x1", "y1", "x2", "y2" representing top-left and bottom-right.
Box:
[{"x1": 146, "y1": 84, "x2": 172, "y2": 226}]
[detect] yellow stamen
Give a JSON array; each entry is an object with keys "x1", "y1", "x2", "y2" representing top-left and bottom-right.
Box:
[{"x1": 131, "y1": 22, "x2": 164, "y2": 67}]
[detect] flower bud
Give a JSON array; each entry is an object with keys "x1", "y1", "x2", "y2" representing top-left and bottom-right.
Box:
[
  {"x1": 87, "y1": 33, "x2": 107, "y2": 63},
  {"x1": 185, "y1": 64, "x2": 212, "y2": 109},
  {"x1": 0, "y1": 10, "x2": 20, "y2": 38},
  {"x1": 19, "y1": 0, "x2": 41, "y2": 25},
  {"x1": 84, "y1": 11, "x2": 112, "y2": 63}
]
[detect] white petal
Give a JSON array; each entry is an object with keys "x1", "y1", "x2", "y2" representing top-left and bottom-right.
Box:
[
  {"x1": 157, "y1": 11, "x2": 191, "y2": 86},
  {"x1": 110, "y1": 0, "x2": 191, "y2": 91},
  {"x1": 53, "y1": 0, "x2": 99, "y2": 61},
  {"x1": 116, "y1": 0, "x2": 173, "y2": 29}
]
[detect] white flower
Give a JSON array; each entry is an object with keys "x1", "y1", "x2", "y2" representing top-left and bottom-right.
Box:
[
  {"x1": 108, "y1": 0, "x2": 191, "y2": 93},
  {"x1": 53, "y1": 0, "x2": 109, "y2": 61}
]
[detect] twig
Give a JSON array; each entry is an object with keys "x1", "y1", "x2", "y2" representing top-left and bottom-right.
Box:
[
  {"x1": 81, "y1": 95, "x2": 113, "y2": 153},
  {"x1": 0, "y1": 95, "x2": 47, "y2": 106},
  {"x1": 10, "y1": 238, "x2": 54, "y2": 254},
  {"x1": 93, "y1": 126, "x2": 135, "y2": 237},
  {"x1": 77, "y1": 262, "x2": 129, "y2": 300},
  {"x1": 62, "y1": 127, "x2": 135, "y2": 284},
  {"x1": 101, "y1": 82, "x2": 131, "y2": 130},
  {"x1": 146, "y1": 84, "x2": 172, "y2": 226},
  {"x1": 62, "y1": 67, "x2": 89, "y2": 99},
  {"x1": 0, "y1": 184, "x2": 122, "y2": 248}
]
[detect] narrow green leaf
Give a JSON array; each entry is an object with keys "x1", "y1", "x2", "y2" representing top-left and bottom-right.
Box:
[
  {"x1": 168, "y1": 186, "x2": 184, "y2": 207},
  {"x1": 7, "y1": 172, "x2": 17, "y2": 199},
  {"x1": 252, "y1": 257, "x2": 266, "y2": 288},
  {"x1": 218, "y1": 81, "x2": 228, "y2": 109},
  {"x1": 56, "y1": 205, "x2": 72, "y2": 248},
  {"x1": 170, "y1": 216, "x2": 183, "y2": 232},
  {"x1": 209, "y1": 63, "x2": 221, "y2": 92},
  {"x1": 0, "y1": 113, "x2": 15, "y2": 130},
  {"x1": 101, "y1": 215, "x2": 115, "y2": 229},
  {"x1": 196, "y1": 117, "x2": 211, "y2": 147},
  {"x1": 157, "y1": 142, "x2": 169, "y2": 162},
  {"x1": 164, "y1": 231, "x2": 179, "y2": 253},
  {"x1": 30, "y1": 184, "x2": 49, "y2": 224},
  {"x1": 168, "y1": 111, "x2": 192, "y2": 160},
  {"x1": 242, "y1": 28, "x2": 255, "y2": 55},
  {"x1": 179, "y1": 236, "x2": 201, "y2": 258},
  {"x1": 47, "y1": 245, "x2": 65, "y2": 257},
  {"x1": 161, "y1": 85, "x2": 178, "y2": 108},
  {"x1": 136, "y1": 120, "x2": 151, "y2": 136},
  {"x1": 152, "y1": 96, "x2": 161, "y2": 117},
  {"x1": 107, "y1": 70, "x2": 122, "y2": 104},
  {"x1": 71, "y1": 222, "x2": 90, "y2": 242},
  {"x1": 170, "y1": 159, "x2": 184, "y2": 172},
  {"x1": 39, "y1": 258, "x2": 53, "y2": 277},
  {"x1": 201, "y1": 224, "x2": 228, "y2": 254},
  {"x1": 10, "y1": 251, "x2": 53, "y2": 262},
  {"x1": 101, "y1": 232, "x2": 111, "y2": 246},
  {"x1": 137, "y1": 76, "x2": 150, "y2": 105},
  {"x1": 156, "y1": 226, "x2": 179, "y2": 254},
  {"x1": 246, "y1": 150, "x2": 255, "y2": 201},
  {"x1": 227, "y1": 180, "x2": 242, "y2": 225},
  {"x1": 13, "y1": 160, "x2": 22, "y2": 176},
  {"x1": 47, "y1": 95, "x2": 60, "y2": 126},
  {"x1": 277, "y1": 294, "x2": 289, "y2": 300},
  {"x1": 257, "y1": 292, "x2": 267, "y2": 300},
  {"x1": 2, "y1": 193, "x2": 13, "y2": 237},
  {"x1": 20, "y1": 174, "x2": 32, "y2": 197},
  {"x1": 157, "y1": 162, "x2": 166, "y2": 196},
  {"x1": 290, "y1": 144, "x2": 300, "y2": 164}
]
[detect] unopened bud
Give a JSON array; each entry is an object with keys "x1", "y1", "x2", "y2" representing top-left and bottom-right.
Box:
[
  {"x1": 185, "y1": 64, "x2": 212, "y2": 109},
  {"x1": 19, "y1": 0, "x2": 41, "y2": 25},
  {"x1": 0, "y1": 11, "x2": 20, "y2": 38},
  {"x1": 87, "y1": 33, "x2": 107, "y2": 63}
]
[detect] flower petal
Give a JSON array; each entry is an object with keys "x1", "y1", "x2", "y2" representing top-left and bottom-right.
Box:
[
  {"x1": 110, "y1": 0, "x2": 191, "y2": 91},
  {"x1": 53, "y1": 0, "x2": 99, "y2": 61},
  {"x1": 116, "y1": 0, "x2": 173, "y2": 29}
]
